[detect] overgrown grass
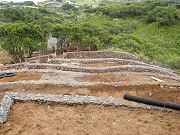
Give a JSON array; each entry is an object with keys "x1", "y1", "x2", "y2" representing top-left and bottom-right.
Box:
[
  {"x1": 84, "y1": 13, "x2": 180, "y2": 70},
  {"x1": 133, "y1": 22, "x2": 180, "y2": 69}
]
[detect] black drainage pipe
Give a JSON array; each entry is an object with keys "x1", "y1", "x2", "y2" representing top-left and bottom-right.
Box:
[
  {"x1": 0, "y1": 71, "x2": 16, "y2": 79},
  {"x1": 124, "y1": 93, "x2": 180, "y2": 110}
]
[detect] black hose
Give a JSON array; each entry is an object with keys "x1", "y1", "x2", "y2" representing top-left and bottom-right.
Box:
[
  {"x1": 0, "y1": 71, "x2": 16, "y2": 78},
  {"x1": 124, "y1": 93, "x2": 180, "y2": 110}
]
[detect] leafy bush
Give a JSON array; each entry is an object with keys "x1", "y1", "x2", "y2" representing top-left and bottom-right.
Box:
[
  {"x1": 0, "y1": 23, "x2": 44, "y2": 60},
  {"x1": 87, "y1": 1, "x2": 180, "y2": 26},
  {"x1": 145, "y1": 6, "x2": 179, "y2": 26}
]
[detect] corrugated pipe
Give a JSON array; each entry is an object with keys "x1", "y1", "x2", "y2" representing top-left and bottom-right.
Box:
[
  {"x1": 124, "y1": 93, "x2": 180, "y2": 110},
  {"x1": 0, "y1": 71, "x2": 16, "y2": 78}
]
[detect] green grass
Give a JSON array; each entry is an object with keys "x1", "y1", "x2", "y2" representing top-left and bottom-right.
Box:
[{"x1": 133, "y1": 22, "x2": 180, "y2": 69}]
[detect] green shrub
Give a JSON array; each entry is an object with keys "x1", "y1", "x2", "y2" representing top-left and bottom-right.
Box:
[{"x1": 145, "y1": 6, "x2": 179, "y2": 26}]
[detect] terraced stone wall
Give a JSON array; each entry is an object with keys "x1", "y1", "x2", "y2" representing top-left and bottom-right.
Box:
[
  {"x1": 49, "y1": 58, "x2": 147, "y2": 66},
  {"x1": 0, "y1": 92, "x2": 172, "y2": 123},
  {"x1": 4, "y1": 63, "x2": 26, "y2": 70},
  {"x1": 3, "y1": 54, "x2": 56, "y2": 70},
  {"x1": 0, "y1": 80, "x2": 179, "y2": 91},
  {"x1": 63, "y1": 51, "x2": 141, "y2": 61},
  {"x1": 26, "y1": 64, "x2": 179, "y2": 79},
  {"x1": 26, "y1": 54, "x2": 55, "y2": 63}
]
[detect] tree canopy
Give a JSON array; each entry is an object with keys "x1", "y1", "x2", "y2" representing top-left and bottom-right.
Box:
[{"x1": 0, "y1": 23, "x2": 44, "y2": 61}]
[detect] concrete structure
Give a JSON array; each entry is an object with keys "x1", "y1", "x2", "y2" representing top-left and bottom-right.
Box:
[{"x1": 47, "y1": 37, "x2": 59, "y2": 51}]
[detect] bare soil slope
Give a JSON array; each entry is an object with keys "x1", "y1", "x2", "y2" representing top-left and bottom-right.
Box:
[{"x1": 0, "y1": 102, "x2": 179, "y2": 135}]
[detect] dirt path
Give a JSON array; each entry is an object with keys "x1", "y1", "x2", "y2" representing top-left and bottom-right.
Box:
[{"x1": 0, "y1": 102, "x2": 179, "y2": 135}]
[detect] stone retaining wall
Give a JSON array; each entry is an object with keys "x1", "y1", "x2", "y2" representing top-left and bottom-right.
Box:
[
  {"x1": 0, "y1": 94, "x2": 14, "y2": 123},
  {"x1": 4, "y1": 63, "x2": 26, "y2": 70},
  {"x1": 63, "y1": 51, "x2": 141, "y2": 61},
  {"x1": 0, "y1": 92, "x2": 173, "y2": 124},
  {"x1": 26, "y1": 63, "x2": 180, "y2": 79},
  {"x1": 48, "y1": 58, "x2": 173, "y2": 73},
  {"x1": 26, "y1": 54, "x2": 55, "y2": 63},
  {"x1": 0, "y1": 80, "x2": 96, "y2": 90},
  {"x1": 49, "y1": 58, "x2": 147, "y2": 65},
  {"x1": 0, "y1": 79, "x2": 179, "y2": 91},
  {"x1": 3, "y1": 54, "x2": 55, "y2": 70}
]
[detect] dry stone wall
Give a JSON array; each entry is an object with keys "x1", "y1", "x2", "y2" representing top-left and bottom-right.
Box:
[
  {"x1": 3, "y1": 54, "x2": 56, "y2": 70},
  {"x1": 0, "y1": 80, "x2": 97, "y2": 90},
  {"x1": 26, "y1": 64, "x2": 180, "y2": 79},
  {"x1": 0, "y1": 92, "x2": 173, "y2": 124},
  {"x1": 48, "y1": 58, "x2": 173, "y2": 73},
  {"x1": 0, "y1": 94, "x2": 14, "y2": 123},
  {"x1": 0, "y1": 79, "x2": 179, "y2": 91},
  {"x1": 49, "y1": 58, "x2": 148, "y2": 65},
  {"x1": 26, "y1": 54, "x2": 55, "y2": 63},
  {"x1": 63, "y1": 51, "x2": 141, "y2": 61},
  {"x1": 4, "y1": 63, "x2": 26, "y2": 70}
]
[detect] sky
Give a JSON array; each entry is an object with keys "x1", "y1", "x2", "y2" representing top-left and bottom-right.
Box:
[{"x1": 0, "y1": 0, "x2": 46, "y2": 4}]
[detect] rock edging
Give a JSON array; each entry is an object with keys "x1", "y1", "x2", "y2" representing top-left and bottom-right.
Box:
[
  {"x1": 63, "y1": 51, "x2": 141, "y2": 60},
  {"x1": 0, "y1": 92, "x2": 174, "y2": 124}
]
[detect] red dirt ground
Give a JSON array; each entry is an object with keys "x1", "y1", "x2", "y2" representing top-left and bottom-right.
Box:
[
  {"x1": 0, "y1": 62, "x2": 179, "y2": 135},
  {"x1": 0, "y1": 73, "x2": 42, "y2": 82},
  {"x1": 0, "y1": 102, "x2": 179, "y2": 135},
  {"x1": 80, "y1": 62, "x2": 120, "y2": 67},
  {"x1": 76, "y1": 72, "x2": 180, "y2": 85}
]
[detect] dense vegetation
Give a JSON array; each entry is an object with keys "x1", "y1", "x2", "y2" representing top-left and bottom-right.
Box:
[{"x1": 0, "y1": 0, "x2": 179, "y2": 72}]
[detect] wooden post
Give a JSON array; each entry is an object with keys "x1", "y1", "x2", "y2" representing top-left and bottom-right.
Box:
[
  {"x1": 19, "y1": 58, "x2": 21, "y2": 69},
  {"x1": 39, "y1": 51, "x2": 40, "y2": 63}
]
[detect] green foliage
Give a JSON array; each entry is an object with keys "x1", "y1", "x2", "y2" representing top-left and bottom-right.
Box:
[
  {"x1": 0, "y1": 23, "x2": 44, "y2": 60},
  {"x1": 62, "y1": 3, "x2": 77, "y2": 11},
  {"x1": 51, "y1": 23, "x2": 100, "y2": 48},
  {"x1": 88, "y1": 1, "x2": 180, "y2": 26},
  {"x1": 0, "y1": 1, "x2": 179, "y2": 71},
  {"x1": 145, "y1": 6, "x2": 179, "y2": 26},
  {"x1": 22, "y1": 1, "x2": 35, "y2": 6},
  {"x1": 0, "y1": 8, "x2": 25, "y2": 22},
  {"x1": 0, "y1": 7, "x2": 63, "y2": 25}
]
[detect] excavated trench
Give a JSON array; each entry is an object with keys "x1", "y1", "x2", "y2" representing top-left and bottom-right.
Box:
[
  {"x1": 0, "y1": 84, "x2": 179, "y2": 103},
  {"x1": 0, "y1": 71, "x2": 179, "y2": 103}
]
